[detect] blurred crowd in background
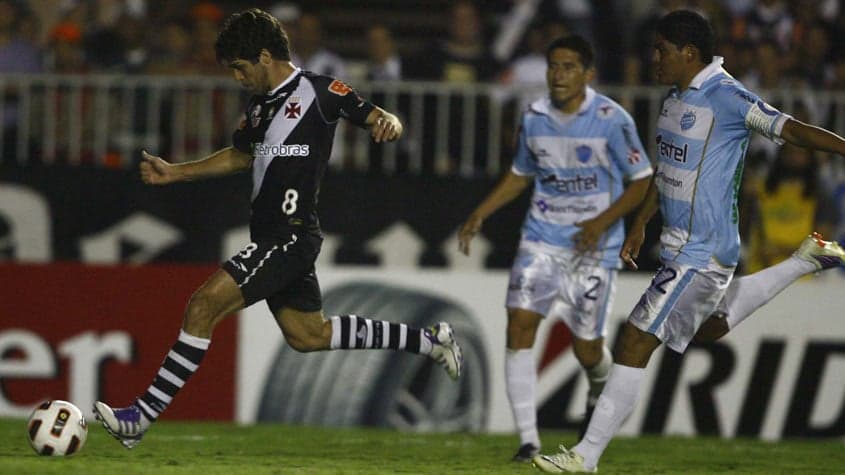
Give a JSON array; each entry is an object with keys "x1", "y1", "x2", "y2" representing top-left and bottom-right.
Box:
[
  {"x1": 2, "y1": 0, "x2": 843, "y2": 87},
  {"x1": 2, "y1": 0, "x2": 845, "y2": 270}
]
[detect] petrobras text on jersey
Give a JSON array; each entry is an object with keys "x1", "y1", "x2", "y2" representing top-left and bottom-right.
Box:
[{"x1": 254, "y1": 143, "x2": 311, "y2": 159}]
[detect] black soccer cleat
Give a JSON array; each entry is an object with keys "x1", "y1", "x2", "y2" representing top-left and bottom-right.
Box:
[{"x1": 512, "y1": 443, "x2": 539, "y2": 462}]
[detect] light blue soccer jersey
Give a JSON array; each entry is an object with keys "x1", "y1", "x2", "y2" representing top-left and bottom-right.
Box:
[
  {"x1": 512, "y1": 87, "x2": 653, "y2": 268},
  {"x1": 654, "y1": 57, "x2": 791, "y2": 268}
]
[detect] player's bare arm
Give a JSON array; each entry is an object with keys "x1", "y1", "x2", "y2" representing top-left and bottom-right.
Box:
[
  {"x1": 574, "y1": 176, "x2": 651, "y2": 253},
  {"x1": 458, "y1": 171, "x2": 532, "y2": 256},
  {"x1": 620, "y1": 177, "x2": 659, "y2": 270},
  {"x1": 780, "y1": 118, "x2": 845, "y2": 156},
  {"x1": 365, "y1": 106, "x2": 403, "y2": 143},
  {"x1": 140, "y1": 147, "x2": 253, "y2": 185}
]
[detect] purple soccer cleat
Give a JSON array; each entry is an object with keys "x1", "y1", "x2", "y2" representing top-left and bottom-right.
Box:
[
  {"x1": 93, "y1": 401, "x2": 147, "y2": 449},
  {"x1": 793, "y1": 232, "x2": 845, "y2": 270}
]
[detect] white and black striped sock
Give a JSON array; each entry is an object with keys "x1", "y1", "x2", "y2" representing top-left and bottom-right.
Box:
[
  {"x1": 136, "y1": 330, "x2": 210, "y2": 426},
  {"x1": 328, "y1": 315, "x2": 432, "y2": 354}
]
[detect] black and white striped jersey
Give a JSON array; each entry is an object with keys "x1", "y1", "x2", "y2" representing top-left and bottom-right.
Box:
[{"x1": 232, "y1": 68, "x2": 375, "y2": 239}]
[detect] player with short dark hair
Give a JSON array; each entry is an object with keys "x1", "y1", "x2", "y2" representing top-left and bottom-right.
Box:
[
  {"x1": 653, "y1": 8, "x2": 714, "y2": 63},
  {"x1": 92, "y1": 8, "x2": 463, "y2": 449},
  {"x1": 545, "y1": 35, "x2": 594, "y2": 69},
  {"x1": 533, "y1": 10, "x2": 845, "y2": 473},
  {"x1": 459, "y1": 34, "x2": 653, "y2": 462},
  {"x1": 214, "y1": 8, "x2": 293, "y2": 63}
]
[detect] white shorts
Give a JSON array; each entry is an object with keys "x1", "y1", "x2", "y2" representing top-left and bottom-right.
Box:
[
  {"x1": 506, "y1": 244, "x2": 617, "y2": 340},
  {"x1": 628, "y1": 259, "x2": 734, "y2": 353}
]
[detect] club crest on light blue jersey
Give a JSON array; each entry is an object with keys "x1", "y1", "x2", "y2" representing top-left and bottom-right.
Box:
[
  {"x1": 576, "y1": 145, "x2": 592, "y2": 163},
  {"x1": 680, "y1": 110, "x2": 696, "y2": 130}
]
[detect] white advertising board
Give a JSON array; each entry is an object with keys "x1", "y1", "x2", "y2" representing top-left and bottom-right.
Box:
[{"x1": 237, "y1": 266, "x2": 845, "y2": 440}]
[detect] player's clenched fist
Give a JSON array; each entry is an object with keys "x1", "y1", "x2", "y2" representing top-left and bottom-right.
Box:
[
  {"x1": 370, "y1": 111, "x2": 403, "y2": 143},
  {"x1": 139, "y1": 150, "x2": 176, "y2": 185}
]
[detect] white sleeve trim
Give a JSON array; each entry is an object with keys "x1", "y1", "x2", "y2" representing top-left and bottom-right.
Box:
[
  {"x1": 628, "y1": 167, "x2": 654, "y2": 181},
  {"x1": 770, "y1": 113, "x2": 792, "y2": 142},
  {"x1": 510, "y1": 164, "x2": 535, "y2": 177}
]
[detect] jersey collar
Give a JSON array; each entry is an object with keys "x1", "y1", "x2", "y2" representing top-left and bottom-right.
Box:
[
  {"x1": 688, "y1": 56, "x2": 725, "y2": 90},
  {"x1": 267, "y1": 67, "x2": 302, "y2": 96},
  {"x1": 530, "y1": 86, "x2": 596, "y2": 118}
]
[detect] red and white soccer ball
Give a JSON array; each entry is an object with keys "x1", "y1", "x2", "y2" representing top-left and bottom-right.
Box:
[{"x1": 27, "y1": 400, "x2": 88, "y2": 456}]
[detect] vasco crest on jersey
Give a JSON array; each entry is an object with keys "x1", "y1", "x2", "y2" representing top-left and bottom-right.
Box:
[{"x1": 285, "y1": 97, "x2": 302, "y2": 119}]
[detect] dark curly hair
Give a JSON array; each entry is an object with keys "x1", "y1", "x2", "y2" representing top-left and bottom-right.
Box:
[
  {"x1": 215, "y1": 8, "x2": 291, "y2": 64},
  {"x1": 656, "y1": 10, "x2": 715, "y2": 63}
]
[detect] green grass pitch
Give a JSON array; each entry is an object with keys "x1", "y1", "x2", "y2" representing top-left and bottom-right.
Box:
[{"x1": 2, "y1": 418, "x2": 843, "y2": 474}]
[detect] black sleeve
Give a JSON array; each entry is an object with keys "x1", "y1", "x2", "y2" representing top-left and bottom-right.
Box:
[
  {"x1": 231, "y1": 96, "x2": 257, "y2": 154},
  {"x1": 313, "y1": 75, "x2": 376, "y2": 128},
  {"x1": 232, "y1": 120, "x2": 251, "y2": 154}
]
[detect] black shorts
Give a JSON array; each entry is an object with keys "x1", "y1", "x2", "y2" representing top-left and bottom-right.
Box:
[{"x1": 222, "y1": 232, "x2": 323, "y2": 314}]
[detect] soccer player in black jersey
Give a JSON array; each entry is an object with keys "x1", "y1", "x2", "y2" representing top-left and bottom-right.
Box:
[{"x1": 92, "y1": 8, "x2": 463, "y2": 449}]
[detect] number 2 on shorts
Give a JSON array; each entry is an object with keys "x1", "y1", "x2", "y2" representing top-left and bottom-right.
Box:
[
  {"x1": 651, "y1": 266, "x2": 678, "y2": 294},
  {"x1": 583, "y1": 276, "x2": 602, "y2": 300}
]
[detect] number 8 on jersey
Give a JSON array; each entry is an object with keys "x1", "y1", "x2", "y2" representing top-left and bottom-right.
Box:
[{"x1": 282, "y1": 188, "x2": 298, "y2": 215}]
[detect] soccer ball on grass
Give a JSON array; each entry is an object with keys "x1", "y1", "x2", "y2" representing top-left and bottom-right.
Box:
[{"x1": 26, "y1": 400, "x2": 88, "y2": 456}]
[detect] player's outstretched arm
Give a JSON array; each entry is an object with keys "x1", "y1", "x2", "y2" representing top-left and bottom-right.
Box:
[
  {"x1": 458, "y1": 171, "x2": 532, "y2": 256},
  {"x1": 139, "y1": 147, "x2": 253, "y2": 185},
  {"x1": 780, "y1": 118, "x2": 845, "y2": 156},
  {"x1": 365, "y1": 107, "x2": 403, "y2": 143}
]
